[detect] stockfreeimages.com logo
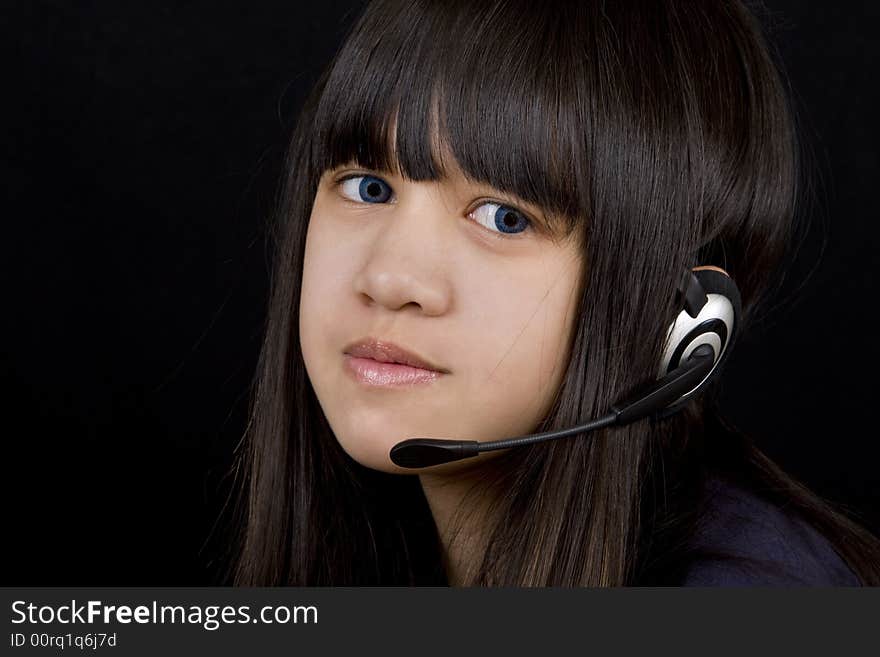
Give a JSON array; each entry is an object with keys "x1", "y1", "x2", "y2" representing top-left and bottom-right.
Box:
[{"x1": 11, "y1": 600, "x2": 318, "y2": 631}]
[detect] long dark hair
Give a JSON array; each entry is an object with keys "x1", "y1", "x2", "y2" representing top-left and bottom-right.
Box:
[{"x1": 226, "y1": 0, "x2": 880, "y2": 585}]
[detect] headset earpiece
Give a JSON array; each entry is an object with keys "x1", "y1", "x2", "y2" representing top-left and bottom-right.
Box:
[{"x1": 657, "y1": 266, "x2": 742, "y2": 412}]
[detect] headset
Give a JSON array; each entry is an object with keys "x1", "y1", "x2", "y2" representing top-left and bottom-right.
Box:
[{"x1": 389, "y1": 265, "x2": 742, "y2": 468}]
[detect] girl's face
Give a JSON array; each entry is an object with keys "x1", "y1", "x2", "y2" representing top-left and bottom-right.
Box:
[{"x1": 299, "y1": 150, "x2": 585, "y2": 474}]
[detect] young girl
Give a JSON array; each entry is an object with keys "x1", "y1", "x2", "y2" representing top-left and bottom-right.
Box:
[{"x1": 228, "y1": 0, "x2": 880, "y2": 586}]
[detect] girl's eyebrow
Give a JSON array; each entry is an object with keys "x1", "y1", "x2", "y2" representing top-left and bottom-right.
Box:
[{"x1": 328, "y1": 160, "x2": 398, "y2": 177}]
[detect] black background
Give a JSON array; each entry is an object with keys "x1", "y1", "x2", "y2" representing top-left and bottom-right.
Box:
[{"x1": 3, "y1": 1, "x2": 878, "y2": 584}]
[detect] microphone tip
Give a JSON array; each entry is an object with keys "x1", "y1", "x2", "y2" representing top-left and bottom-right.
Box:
[{"x1": 390, "y1": 439, "x2": 481, "y2": 469}]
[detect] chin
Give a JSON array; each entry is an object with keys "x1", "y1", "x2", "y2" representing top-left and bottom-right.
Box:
[{"x1": 335, "y1": 436, "x2": 405, "y2": 474}]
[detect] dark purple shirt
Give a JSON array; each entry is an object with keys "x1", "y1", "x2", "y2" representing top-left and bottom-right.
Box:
[{"x1": 681, "y1": 476, "x2": 861, "y2": 586}]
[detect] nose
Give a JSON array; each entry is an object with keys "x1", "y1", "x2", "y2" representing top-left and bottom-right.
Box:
[{"x1": 352, "y1": 188, "x2": 454, "y2": 317}]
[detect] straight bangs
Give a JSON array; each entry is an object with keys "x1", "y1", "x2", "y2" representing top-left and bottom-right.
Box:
[{"x1": 310, "y1": 0, "x2": 593, "y2": 243}]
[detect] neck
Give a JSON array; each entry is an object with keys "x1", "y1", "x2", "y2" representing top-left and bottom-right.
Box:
[{"x1": 418, "y1": 464, "x2": 497, "y2": 587}]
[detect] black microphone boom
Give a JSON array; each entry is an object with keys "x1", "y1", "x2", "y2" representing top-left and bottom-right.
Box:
[{"x1": 389, "y1": 344, "x2": 717, "y2": 468}]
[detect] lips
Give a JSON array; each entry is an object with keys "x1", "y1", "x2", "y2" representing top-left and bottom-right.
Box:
[
  {"x1": 343, "y1": 356, "x2": 444, "y2": 386},
  {"x1": 343, "y1": 337, "x2": 449, "y2": 373}
]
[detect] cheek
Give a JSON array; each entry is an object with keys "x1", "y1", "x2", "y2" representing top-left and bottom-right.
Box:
[
  {"x1": 299, "y1": 216, "x2": 352, "y2": 384},
  {"x1": 478, "y1": 264, "x2": 578, "y2": 372},
  {"x1": 460, "y1": 262, "x2": 581, "y2": 435}
]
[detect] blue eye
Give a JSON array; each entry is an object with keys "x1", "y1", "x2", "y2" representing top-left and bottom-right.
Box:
[
  {"x1": 335, "y1": 173, "x2": 534, "y2": 239},
  {"x1": 339, "y1": 175, "x2": 393, "y2": 203},
  {"x1": 469, "y1": 202, "x2": 531, "y2": 236}
]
